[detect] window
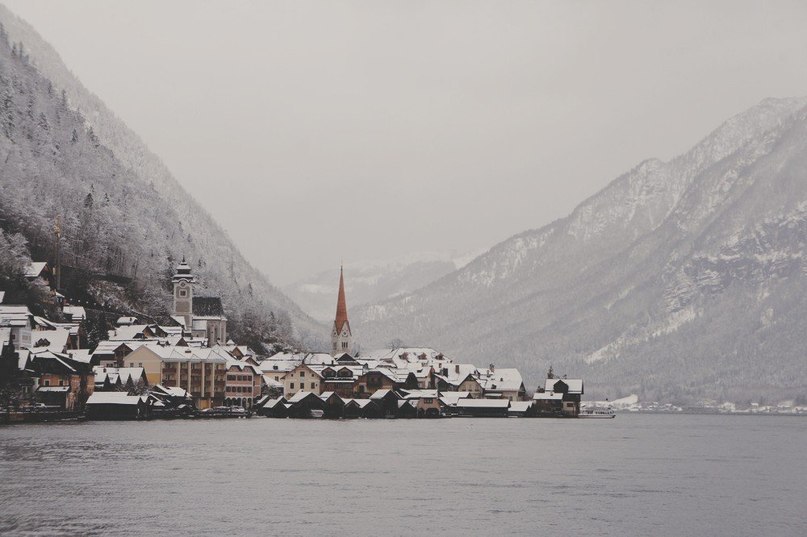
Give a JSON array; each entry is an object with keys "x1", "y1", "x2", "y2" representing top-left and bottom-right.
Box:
[
  {"x1": 44, "y1": 379, "x2": 50, "y2": 387},
  {"x1": 310, "y1": 383, "x2": 315, "y2": 389},
  {"x1": 129, "y1": 362, "x2": 134, "y2": 367},
  {"x1": 290, "y1": 383, "x2": 295, "y2": 389},
  {"x1": 299, "y1": 371, "x2": 305, "y2": 378},
  {"x1": 138, "y1": 363, "x2": 142, "y2": 368},
  {"x1": 342, "y1": 342, "x2": 348, "y2": 349},
  {"x1": 179, "y1": 289, "x2": 187, "y2": 297}
]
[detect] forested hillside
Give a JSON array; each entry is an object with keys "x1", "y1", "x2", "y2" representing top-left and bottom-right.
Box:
[
  {"x1": 357, "y1": 97, "x2": 807, "y2": 405},
  {"x1": 0, "y1": 14, "x2": 323, "y2": 352}
]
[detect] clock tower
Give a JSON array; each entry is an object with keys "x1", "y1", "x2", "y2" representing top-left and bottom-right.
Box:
[
  {"x1": 331, "y1": 265, "x2": 353, "y2": 355},
  {"x1": 172, "y1": 258, "x2": 196, "y2": 332}
]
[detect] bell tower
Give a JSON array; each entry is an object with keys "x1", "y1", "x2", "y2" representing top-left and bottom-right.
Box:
[
  {"x1": 172, "y1": 258, "x2": 196, "y2": 332},
  {"x1": 331, "y1": 265, "x2": 352, "y2": 355}
]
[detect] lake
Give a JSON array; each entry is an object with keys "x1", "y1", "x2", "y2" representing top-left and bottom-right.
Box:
[{"x1": 1, "y1": 414, "x2": 805, "y2": 536}]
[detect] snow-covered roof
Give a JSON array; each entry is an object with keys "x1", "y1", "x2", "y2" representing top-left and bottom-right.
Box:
[
  {"x1": 37, "y1": 386, "x2": 70, "y2": 393},
  {"x1": 31, "y1": 328, "x2": 70, "y2": 353},
  {"x1": 476, "y1": 368, "x2": 524, "y2": 393},
  {"x1": 25, "y1": 262, "x2": 48, "y2": 279},
  {"x1": 62, "y1": 306, "x2": 87, "y2": 321},
  {"x1": 287, "y1": 391, "x2": 316, "y2": 404},
  {"x1": 544, "y1": 378, "x2": 584, "y2": 395},
  {"x1": 456, "y1": 399, "x2": 510, "y2": 409},
  {"x1": 86, "y1": 392, "x2": 147, "y2": 405},
  {"x1": 262, "y1": 375, "x2": 283, "y2": 388},
  {"x1": 0, "y1": 291, "x2": 5, "y2": 303},
  {"x1": 402, "y1": 389, "x2": 439, "y2": 399},
  {"x1": 509, "y1": 401, "x2": 533, "y2": 413},
  {"x1": 533, "y1": 391, "x2": 564, "y2": 400},
  {"x1": 117, "y1": 316, "x2": 138, "y2": 326},
  {"x1": 439, "y1": 392, "x2": 471, "y2": 406}
]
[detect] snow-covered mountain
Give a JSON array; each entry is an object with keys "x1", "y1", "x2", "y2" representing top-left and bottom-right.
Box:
[
  {"x1": 284, "y1": 251, "x2": 475, "y2": 323},
  {"x1": 357, "y1": 97, "x2": 807, "y2": 404},
  {"x1": 0, "y1": 6, "x2": 324, "y2": 349}
]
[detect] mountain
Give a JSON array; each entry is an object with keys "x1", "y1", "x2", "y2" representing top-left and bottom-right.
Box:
[
  {"x1": 0, "y1": 7, "x2": 324, "y2": 350},
  {"x1": 356, "y1": 96, "x2": 807, "y2": 404},
  {"x1": 283, "y1": 251, "x2": 476, "y2": 323}
]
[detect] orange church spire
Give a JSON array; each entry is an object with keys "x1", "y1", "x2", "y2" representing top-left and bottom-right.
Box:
[{"x1": 334, "y1": 265, "x2": 349, "y2": 332}]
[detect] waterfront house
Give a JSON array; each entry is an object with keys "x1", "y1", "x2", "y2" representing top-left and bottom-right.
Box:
[
  {"x1": 455, "y1": 398, "x2": 510, "y2": 417},
  {"x1": 369, "y1": 388, "x2": 401, "y2": 417},
  {"x1": 85, "y1": 392, "x2": 150, "y2": 420},
  {"x1": 476, "y1": 366, "x2": 527, "y2": 401},
  {"x1": 544, "y1": 378, "x2": 584, "y2": 416},
  {"x1": 29, "y1": 350, "x2": 94, "y2": 410},
  {"x1": 532, "y1": 391, "x2": 564, "y2": 415}
]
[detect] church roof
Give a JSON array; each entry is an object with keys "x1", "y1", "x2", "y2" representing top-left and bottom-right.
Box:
[
  {"x1": 193, "y1": 297, "x2": 224, "y2": 316},
  {"x1": 333, "y1": 266, "x2": 350, "y2": 332}
]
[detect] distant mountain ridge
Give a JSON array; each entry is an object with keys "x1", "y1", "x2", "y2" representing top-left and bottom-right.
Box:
[
  {"x1": 283, "y1": 251, "x2": 476, "y2": 323},
  {"x1": 356, "y1": 96, "x2": 807, "y2": 404},
  {"x1": 0, "y1": 5, "x2": 324, "y2": 349}
]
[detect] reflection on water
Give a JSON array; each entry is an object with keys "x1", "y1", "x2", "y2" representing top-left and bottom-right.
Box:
[{"x1": 1, "y1": 414, "x2": 805, "y2": 537}]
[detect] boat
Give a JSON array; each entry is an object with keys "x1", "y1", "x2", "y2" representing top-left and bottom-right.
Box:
[{"x1": 578, "y1": 407, "x2": 615, "y2": 419}]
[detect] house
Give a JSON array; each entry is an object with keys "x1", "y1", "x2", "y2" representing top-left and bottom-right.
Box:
[
  {"x1": 28, "y1": 350, "x2": 94, "y2": 411},
  {"x1": 543, "y1": 378, "x2": 584, "y2": 416},
  {"x1": 283, "y1": 363, "x2": 323, "y2": 398},
  {"x1": 85, "y1": 392, "x2": 150, "y2": 420},
  {"x1": 354, "y1": 367, "x2": 399, "y2": 397},
  {"x1": 401, "y1": 389, "x2": 442, "y2": 417},
  {"x1": 0, "y1": 304, "x2": 34, "y2": 349},
  {"x1": 369, "y1": 388, "x2": 401, "y2": 417},
  {"x1": 285, "y1": 391, "x2": 326, "y2": 418},
  {"x1": 433, "y1": 363, "x2": 484, "y2": 397},
  {"x1": 476, "y1": 366, "x2": 527, "y2": 401},
  {"x1": 224, "y1": 358, "x2": 262, "y2": 408},
  {"x1": 343, "y1": 398, "x2": 381, "y2": 419},
  {"x1": 319, "y1": 364, "x2": 362, "y2": 398},
  {"x1": 532, "y1": 391, "x2": 564, "y2": 415},
  {"x1": 92, "y1": 366, "x2": 148, "y2": 393},
  {"x1": 319, "y1": 391, "x2": 346, "y2": 418},
  {"x1": 455, "y1": 398, "x2": 510, "y2": 417},
  {"x1": 124, "y1": 344, "x2": 227, "y2": 409}
]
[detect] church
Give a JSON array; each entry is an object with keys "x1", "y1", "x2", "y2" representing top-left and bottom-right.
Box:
[
  {"x1": 331, "y1": 266, "x2": 353, "y2": 355},
  {"x1": 171, "y1": 259, "x2": 228, "y2": 345}
]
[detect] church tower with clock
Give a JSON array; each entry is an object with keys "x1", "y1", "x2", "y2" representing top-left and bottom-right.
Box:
[
  {"x1": 172, "y1": 258, "x2": 196, "y2": 332},
  {"x1": 331, "y1": 266, "x2": 353, "y2": 355}
]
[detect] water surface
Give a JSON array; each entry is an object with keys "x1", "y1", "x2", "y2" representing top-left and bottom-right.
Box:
[{"x1": 1, "y1": 414, "x2": 805, "y2": 536}]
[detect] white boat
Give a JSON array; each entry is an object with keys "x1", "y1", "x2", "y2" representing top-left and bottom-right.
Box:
[{"x1": 578, "y1": 407, "x2": 615, "y2": 419}]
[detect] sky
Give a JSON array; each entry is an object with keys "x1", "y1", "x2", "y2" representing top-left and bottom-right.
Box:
[{"x1": 4, "y1": 0, "x2": 807, "y2": 286}]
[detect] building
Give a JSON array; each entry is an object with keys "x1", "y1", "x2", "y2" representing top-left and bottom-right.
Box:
[
  {"x1": 28, "y1": 350, "x2": 94, "y2": 411},
  {"x1": 331, "y1": 266, "x2": 353, "y2": 355},
  {"x1": 123, "y1": 344, "x2": 228, "y2": 409},
  {"x1": 543, "y1": 378, "x2": 584, "y2": 416},
  {"x1": 171, "y1": 259, "x2": 227, "y2": 343}
]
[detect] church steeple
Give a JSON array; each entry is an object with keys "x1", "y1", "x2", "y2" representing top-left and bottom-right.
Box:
[{"x1": 332, "y1": 265, "x2": 352, "y2": 355}]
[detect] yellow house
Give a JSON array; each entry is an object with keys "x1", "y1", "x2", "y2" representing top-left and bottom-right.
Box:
[{"x1": 124, "y1": 344, "x2": 227, "y2": 409}]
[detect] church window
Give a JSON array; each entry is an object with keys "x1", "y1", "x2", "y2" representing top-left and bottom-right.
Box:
[{"x1": 179, "y1": 289, "x2": 187, "y2": 297}]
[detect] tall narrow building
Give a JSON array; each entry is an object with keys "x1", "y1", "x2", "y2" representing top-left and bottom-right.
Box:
[
  {"x1": 331, "y1": 266, "x2": 353, "y2": 355},
  {"x1": 172, "y1": 258, "x2": 195, "y2": 331}
]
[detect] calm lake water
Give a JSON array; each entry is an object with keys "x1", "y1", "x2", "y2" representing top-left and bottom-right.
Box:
[{"x1": 1, "y1": 414, "x2": 805, "y2": 536}]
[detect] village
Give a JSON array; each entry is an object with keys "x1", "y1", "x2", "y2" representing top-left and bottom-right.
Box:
[{"x1": 1, "y1": 258, "x2": 587, "y2": 422}]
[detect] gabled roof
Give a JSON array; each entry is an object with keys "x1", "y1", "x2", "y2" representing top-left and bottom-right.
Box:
[
  {"x1": 544, "y1": 378, "x2": 584, "y2": 395},
  {"x1": 24, "y1": 261, "x2": 48, "y2": 279},
  {"x1": 287, "y1": 391, "x2": 319, "y2": 404}
]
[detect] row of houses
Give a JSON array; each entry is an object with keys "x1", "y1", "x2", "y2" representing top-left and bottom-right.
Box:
[{"x1": 257, "y1": 376, "x2": 584, "y2": 419}]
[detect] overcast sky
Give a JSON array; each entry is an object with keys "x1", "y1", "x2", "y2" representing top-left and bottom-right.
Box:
[{"x1": 4, "y1": 0, "x2": 807, "y2": 285}]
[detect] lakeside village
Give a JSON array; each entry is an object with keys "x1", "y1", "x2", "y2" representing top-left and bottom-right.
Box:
[{"x1": 1, "y1": 259, "x2": 596, "y2": 423}]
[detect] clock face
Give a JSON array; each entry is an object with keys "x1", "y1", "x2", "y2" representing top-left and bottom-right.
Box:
[{"x1": 179, "y1": 281, "x2": 187, "y2": 288}]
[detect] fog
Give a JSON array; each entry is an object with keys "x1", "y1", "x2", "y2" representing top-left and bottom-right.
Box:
[{"x1": 5, "y1": 0, "x2": 807, "y2": 285}]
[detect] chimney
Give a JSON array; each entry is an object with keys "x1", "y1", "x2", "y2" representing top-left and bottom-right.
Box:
[
  {"x1": 455, "y1": 364, "x2": 460, "y2": 374},
  {"x1": 489, "y1": 363, "x2": 495, "y2": 373}
]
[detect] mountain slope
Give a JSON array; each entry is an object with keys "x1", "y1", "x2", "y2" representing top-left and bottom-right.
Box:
[
  {"x1": 0, "y1": 8, "x2": 324, "y2": 349},
  {"x1": 356, "y1": 97, "x2": 807, "y2": 403}
]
